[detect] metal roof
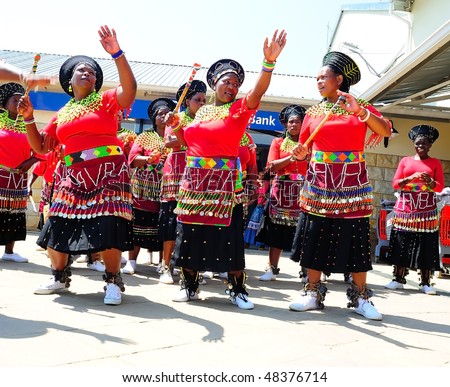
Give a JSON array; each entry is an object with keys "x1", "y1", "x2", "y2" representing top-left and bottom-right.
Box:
[
  {"x1": 0, "y1": 49, "x2": 317, "y2": 109},
  {"x1": 361, "y1": 20, "x2": 450, "y2": 122}
]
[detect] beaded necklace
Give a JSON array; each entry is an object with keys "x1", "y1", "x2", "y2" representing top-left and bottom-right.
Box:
[
  {"x1": 280, "y1": 136, "x2": 298, "y2": 153},
  {"x1": 0, "y1": 111, "x2": 26, "y2": 134},
  {"x1": 240, "y1": 132, "x2": 250, "y2": 146},
  {"x1": 135, "y1": 130, "x2": 166, "y2": 152},
  {"x1": 56, "y1": 92, "x2": 103, "y2": 125},
  {"x1": 307, "y1": 98, "x2": 368, "y2": 118},
  {"x1": 180, "y1": 111, "x2": 194, "y2": 126},
  {"x1": 192, "y1": 103, "x2": 232, "y2": 124}
]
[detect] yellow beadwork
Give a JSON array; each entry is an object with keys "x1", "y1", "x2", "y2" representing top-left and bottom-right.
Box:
[
  {"x1": 135, "y1": 130, "x2": 168, "y2": 154},
  {"x1": 192, "y1": 103, "x2": 232, "y2": 124},
  {"x1": 280, "y1": 136, "x2": 298, "y2": 153},
  {"x1": 56, "y1": 92, "x2": 103, "y2": 125},
  {"x1": 240, "y1": 132, "x2": 250, "y2": 146},
  {"x1": 307, "y1": 98, "x2": 369, "y2": 118},
  {"x1": 0, "y1": 111, "x2": 26, "y2": 134}
]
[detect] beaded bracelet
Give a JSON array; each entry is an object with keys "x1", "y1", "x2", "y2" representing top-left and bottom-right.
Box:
[
  {"x1": 358, "y1": 109, "x2": 371, "y2": 122},
  {"x1": 262, "y1": 59, "x2": 276, "y2": 73},
  {"x1": 111, "y1": 49, "x2": 124, "y2": 60},
  {"x1": 23, "y1": 118, "x2": 35, "y2": 125},
  {"x1": 170, "y1": 121, "x2": 182, "y2": 133}
]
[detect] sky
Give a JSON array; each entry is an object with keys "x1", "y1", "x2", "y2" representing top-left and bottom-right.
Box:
[{"x1": 2, "y1": 0, "x2": 382, "y2": 77}]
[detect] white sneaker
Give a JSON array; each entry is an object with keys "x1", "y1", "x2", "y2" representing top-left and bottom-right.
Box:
[
  {"x1": 2, "y1": 252, "x2": 28, "y2": 263},
  {"x1": 87, "y1": 261, "x2": 106, "y2": 272},
  {"x1": 202, "y1": 271, "x2": 214, "y2": 279},
  {"x1": 259, "y1": 268, "x2": 276, "y2": 281},
  {"x1": 320, "y1": 273, "x2": 328, "y2": 282},
  {"x1": 289, "y1": 291, "x2": 319, "y2": 311},
  {"x1": 172, "y1": 288, "x2": 199, "y2": 302},
  {"x1": 231, "y1": 293, "x2": 254, "y2": 310},
  {"x1": 34, "y1": 276, "x2": 68, "y2": 295},
  {"x1": 156, "y1": 263, "x2": 163, "y2": 274},
  {"x1": 121, "y1": 260, "x2": 137, "y2": 275},
  {"x1": 354, "y1": 297, "x2": 382, "y2": 320},
  {"x1": 218, "y1": 272, "x2": 228, "y2": 279},
  {"x1": 75, "y1": 254, "x2": 88, "y2": 263},
  {"x1": 159, "y1": 268, "x2": 174, "y2": 284},
  {"x1": 104, "y1": 283, "x2": 122, "y2": 305},
  {"x1": 384, "y1": 280, "x2": 404, "y2": 290},
  {"x1": 421, "y1": 284, "x2": 437, "y2": 295},
  {"x1": 120, "y1": 255, "x2": 127, "y2": 264}
]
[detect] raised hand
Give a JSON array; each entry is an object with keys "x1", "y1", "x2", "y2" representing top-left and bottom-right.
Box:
[
  {"x1": 263, "y1": 29, "x2": 287, "y2": 63},
  {"x1": 98, "y1": 25, "x2": 121, "y2": 55}
]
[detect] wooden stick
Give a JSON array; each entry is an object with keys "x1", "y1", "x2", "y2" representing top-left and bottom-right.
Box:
[
  {"x1": 174, "y1": 63, "x2": 201, "y2": 113},
  {"x1": 16, "y1": 53, "x2": 41, "y2": 126},
  {"x1": 303, "y1": 95, "x2": 346, "y2": 147}
]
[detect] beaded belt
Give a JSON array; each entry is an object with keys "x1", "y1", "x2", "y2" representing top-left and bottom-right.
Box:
[
  {"x1": 311, "y1": 150, "x2": 365, "y2": 163},
  {"x1": 186, "y1": 156, "x2": 237, "y2": 170},
  {"x1": 64, "y1": 145, "x2": 123, "y2": 167},
  {"x1": 278, "y1": 173, "x2": 304, "y2": 181}
]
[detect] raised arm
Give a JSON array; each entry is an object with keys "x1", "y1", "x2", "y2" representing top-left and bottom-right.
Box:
[
  {"x1": 246, "y1": 30, "x2": 287, "y2": 110},
  {"x1": 98, "y1": 25, "x2": 137, "y2": 108}
]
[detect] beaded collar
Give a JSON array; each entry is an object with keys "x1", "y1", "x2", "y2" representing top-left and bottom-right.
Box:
[
  {"x1": 192, "y1": 103, "x2": 232, "y2": 124},
  {"x1": 240, "y1": 132, "x2": 250, "y2": 146},
  {"x1": 0, "y1": 111, "x2": 26, "y2": 134},
  {"x1": 307, "y1": 98, "x2": 368, "y2": 118},
  {"x1": 180, "y1": 111, "x2": 194, "y2": 127},
  {"x1": 280, "y1": 136, "x2": 298, "y2": 153},
  {"x1": 135, "y1": 130, "x2": 165, "y2": 152},
  {"x1": 56, "y1": 92, "x2": 103, "y2": 125}
]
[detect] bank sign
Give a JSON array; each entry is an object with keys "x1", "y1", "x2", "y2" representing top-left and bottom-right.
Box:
[{"x1": 249, "y1": 110, "x2": 284, "y2": 132}]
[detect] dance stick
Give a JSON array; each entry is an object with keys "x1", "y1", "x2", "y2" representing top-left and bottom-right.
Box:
[
  {"x1": 303, "y1": 95, "x2": 347, "y2": 147},
  {"x1": 15, "y1": 53, "x2": 41, "y2": 125},
  {"x1": 174, "y1": 63, "x2": 201, "y2": 113}
]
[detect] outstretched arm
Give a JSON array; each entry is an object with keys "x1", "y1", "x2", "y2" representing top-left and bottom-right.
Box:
[
  {"x1": 98, "y1": 25, "x2": 137, "y2": 108},
  {"x1": 246, "y1": 30, "x2": 287, "y2": 110},
  {"x1": 0, "y1": 59, "x2": 55, "y2": 88}
]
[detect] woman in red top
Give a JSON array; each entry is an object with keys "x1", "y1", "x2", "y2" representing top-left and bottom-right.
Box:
[
  {"x1": 0, "y1": 82, "x2": 40, "y2": 263},
  {"x1": 19, "y1": 25, "x2": 137, "y2": 305},
  {"x1": 290, "y1": 51, "x2": 391, "y2": 320},
  {"x1": 123, "y1": 98, "x2": 175, "y2": 275},
  {"x1": 385, "y1": 125, "x2": 444, "y2": 295},
  {"x1": 167, "y1": 30, "x2": 287, "y2": 310},
  {"x1": 257, "y1": 104, "x2": 307, "y2": 282}
]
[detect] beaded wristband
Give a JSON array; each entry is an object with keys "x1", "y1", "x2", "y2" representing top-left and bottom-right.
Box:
[
  {"x1": 111, "y1": 49, "x2": 124, "y2": 59},
  {"x1": 262, "y1": 59, "x2": 276, "y2": 73},
  {"x1": 171, "y1": 121, "x2": 182, "y2": 133},
  {"x1": 23, "y1": 118, "x2": 35, "y2": 125},
  {"x1": 358, "y1": 109, "x2": 371, "y2": 122}
]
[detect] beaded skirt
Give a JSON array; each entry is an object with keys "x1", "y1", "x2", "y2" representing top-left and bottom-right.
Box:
[
  {"x1": 172, "y1": 204, "x2": 245, "y2": 272},
  {"x1": 290, "y1": 212, "x2": 373, "y2": 273}
]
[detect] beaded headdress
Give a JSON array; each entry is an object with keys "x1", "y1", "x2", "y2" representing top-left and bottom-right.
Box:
[
  {"x1": 0, "y1": 82, "x2": 25, "y2": 109},
  {"x1": 206, "y1": 59, "x2": 245, "y2": 90},
  {"x1": 408, "y1": 124, "x2": 439, "y2": 144},
  {"x1": 322, "y1": 51, "x2": 361, "y2": 87},
  {"x1": 279, "y1": 104, "x2": 306, "y2": 126},
  {"x1": 147, "y1": 97, "x2": 176, "y2": 122},
  {"x1": 176, "y1": 80, "x2": 207, "y2": 108},
  {"x1": 59, "y1": 55, "x2": 103, "y2": 97}
]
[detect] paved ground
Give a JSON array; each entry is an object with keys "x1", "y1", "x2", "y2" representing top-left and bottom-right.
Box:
[{"x1": 1, "y1": 231, "x2": 449, "y2": 385}]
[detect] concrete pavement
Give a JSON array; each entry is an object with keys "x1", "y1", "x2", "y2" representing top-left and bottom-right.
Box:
[{"x1": 1, "y1": 231, "x2": 449, "y2": 384}]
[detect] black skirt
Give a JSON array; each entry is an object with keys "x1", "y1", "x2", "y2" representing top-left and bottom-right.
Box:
[
  {"x1": 158, "y1": 201, "x2": 178, "y2": 242},
  {"x1": 132, "y1": 208, "x2": 163, "y2": 251},
  {"x1": 256, "y1": 216, "x2": 296, "y2": 251},
  {"x1": 37, "y1": 215, "x2": 133, "y2": 254},
  {"x1": 0, "y1": 213, "x2": 26, "y2": 245},
  {"x1": 386, "y1": 228, "x2": 441, "y2": 270},
  {"x1": 172, "y1": 204, "x2": 245, "y2": 272},
  {"x1": 290, "y1": 212, "x2": 372, "y2": 273}
]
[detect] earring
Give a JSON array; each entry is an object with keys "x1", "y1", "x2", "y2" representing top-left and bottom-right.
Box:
[{"x1": 68, "y1": 84, "x2": 72, "y2": 92}]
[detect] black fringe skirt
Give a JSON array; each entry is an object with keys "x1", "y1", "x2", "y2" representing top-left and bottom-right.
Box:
[
  {"x1": 132, "y1": 208, "x2": 163, "y2": 251},
  {"x1": 172, "y1": 204, "x2": 245, "y2": 272},
  {"x1": 290, "y1": 212, "x2": 372, "y2": 273},
  {"x1": 0, "y1": 213, "x2": 26, "y2": 245},
  {"x1": 386, "y1": 228, "x2": 441, "y2": 270}
]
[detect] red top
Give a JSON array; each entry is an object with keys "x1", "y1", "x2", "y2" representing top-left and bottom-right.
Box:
[
  {"x1": 267, "y1": 137, "x2": 307, "y2": 176},
  {"x1": 300, "y1": 105, "x2": 381, "y2": 151},
  {"x1": 43, "y1": 89, "x2": 122, "y2": 155},
  {"x1": 183, "y1": 96, "x2": 256, "y2": 158},
  {"x1": 0, "y1": 120, "x2": 33, "y2": 169},
  {"x1": 238, "y1": 132, "x2": 257, "y2": 172},
  {"x1": 393, "y1": 156, "x2": 444, "y2": 193}
]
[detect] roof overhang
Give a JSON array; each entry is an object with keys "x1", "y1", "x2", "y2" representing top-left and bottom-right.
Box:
[{"x1": 361, "y1": 20, "x2": 450, "y2": 122}]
